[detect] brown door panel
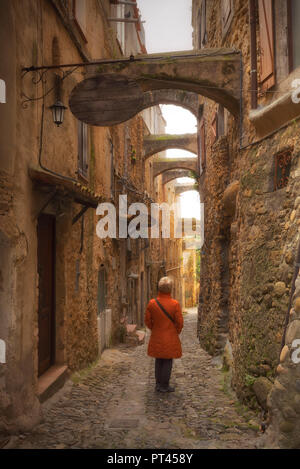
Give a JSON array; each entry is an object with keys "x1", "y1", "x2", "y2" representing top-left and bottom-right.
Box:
[{"x1": 37, "y1": 214, "x2": 56, "y2": 377}]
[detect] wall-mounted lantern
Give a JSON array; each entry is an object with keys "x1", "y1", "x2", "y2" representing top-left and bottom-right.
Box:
[{"x1": 50, "y1": 100, "x2": 67, "y2": 127}]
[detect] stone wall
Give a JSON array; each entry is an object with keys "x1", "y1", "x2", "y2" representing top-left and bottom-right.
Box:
[
  {"x1": 193, "y1": 0, "x2": 300, "y2": 427},
  {"x1": 232, "y1": 125, "x2": 300, "y2": 405},
  {"x1": 198, "y1": 136, "x2": 230, "y2": 355}
]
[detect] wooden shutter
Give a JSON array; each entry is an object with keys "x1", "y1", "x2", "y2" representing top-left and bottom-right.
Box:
[
  {"x1": 211, "y1": 112, "x2": 218, "y2": 143},
  {"x1": 223, "y1": 0, "x2": 232, "y2": 25},
  {"x1": 289, "y1": 0, "x2": 300, "y2": 71},
  {"x1": 97, "y1": 268, "x2": 106, "y2": 315},
  {"x1": 222, "y1": 0, "x2": 234, "y2": 36},
  {"x1": 73, "y1": 0, "x2": 87, "y2": 39},
  {"x1": 78, "y1": 121, "x2": 88, "y2": 179},
  {"x1": 258, "y1": 0, "x2": 275, "y2": 90}
]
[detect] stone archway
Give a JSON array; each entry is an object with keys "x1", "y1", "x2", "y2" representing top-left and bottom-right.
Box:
[
  {"x1": 69, "y1": 49, "x2": 241, "y2": 126},
  {"x1": 143, "y1": 133, "x2": 197, "y2": 160},
  {"x1": 142, "y1": 89, "x2": 203, "y2": 119},
  {"x1": 161, "y1": 169, "x2": 193, "y2": 185},
  {"x1": 153, "y1": 158, "x2": 198, "y2": 179},
  {"x1": 174, "y1": 183, "x2": 198, "y2": 196}
]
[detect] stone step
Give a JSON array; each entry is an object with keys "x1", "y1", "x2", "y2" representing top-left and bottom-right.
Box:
[{"x1": 37, "y1": 365, "x2": 69, "y2": 403}]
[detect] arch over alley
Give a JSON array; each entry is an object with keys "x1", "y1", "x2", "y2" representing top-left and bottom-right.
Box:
[
  {"x1": 69, "y1": 49, "x2": 242, "y2": 126},
  {"x1": 174, "y1": 183, "x2": 199, "y2": 196},
  {"x1": 161, "y1": 170, "x2": 193, "y2": 185},
  {"x1": 142, "y1": 89, "x2": 203, "y2": 119},
  {"x1": 143, "y1": 133, "x2": 197, "y2": 160},
  {"x1": 152, "y1": 158, "x2": 198, "y2": 179}
]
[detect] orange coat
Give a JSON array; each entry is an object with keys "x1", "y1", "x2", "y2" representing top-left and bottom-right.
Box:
[{"x1": 145, "y1": 292, "x2": 183, "y2": 359}]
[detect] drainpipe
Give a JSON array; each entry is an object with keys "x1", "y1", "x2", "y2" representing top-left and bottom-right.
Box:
[{"x1": 249, "y1": 0, "x2": 258, "y2": 110}]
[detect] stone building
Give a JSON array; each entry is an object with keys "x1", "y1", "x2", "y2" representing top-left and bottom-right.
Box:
[
  {"x1": 5, "y1": 0, "x2": 300, "y2": 450},
  {"x1": 182, "y1": 231, "x2": 200, "y2": 309},
  {"x1": 0, "y1": 0, "x2": 181, "y2": 434},
  {"x1": 192, "y1": 0, "x2": 300, "y2": 447}
]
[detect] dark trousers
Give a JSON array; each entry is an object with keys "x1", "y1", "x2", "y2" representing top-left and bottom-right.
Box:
[{"x1": 155, "y1": 358, "x2": 173, "y2": 389}]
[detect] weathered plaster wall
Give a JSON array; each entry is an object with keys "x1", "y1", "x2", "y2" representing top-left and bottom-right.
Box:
[{"x1": 0, "y1": 0, "x2": 160, "y2": 433}]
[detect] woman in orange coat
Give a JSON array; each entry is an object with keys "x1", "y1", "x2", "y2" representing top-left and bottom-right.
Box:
[{"x1": 145, "y1": 276, "x2": 184, "y2": 393}]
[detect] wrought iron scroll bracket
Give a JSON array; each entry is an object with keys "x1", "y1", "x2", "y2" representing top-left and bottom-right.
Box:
[{"x1": 21, "y1": 66, "x2": 79, "y2": 109}]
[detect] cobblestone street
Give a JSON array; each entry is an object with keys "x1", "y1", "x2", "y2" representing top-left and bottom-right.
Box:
[{"x1": 9, "y1": 309, "x2": 261, "y2": 449}]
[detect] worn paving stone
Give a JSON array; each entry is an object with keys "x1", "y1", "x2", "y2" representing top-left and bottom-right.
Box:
[{"x1": 10, "y1": 309, "x2": 261, "y2": 449}]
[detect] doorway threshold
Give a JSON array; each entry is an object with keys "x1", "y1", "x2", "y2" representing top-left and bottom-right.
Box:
[{"x1": 37, "y1": 365, "x2": 69, "y2": 403}]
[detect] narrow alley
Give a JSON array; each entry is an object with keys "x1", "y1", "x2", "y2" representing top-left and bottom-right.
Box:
[
  {"x1": 9, "y1": 310, "x2": 260, "y2": 450},
  {"x1": 2, "y1": 0, "x2": 300, "y2": 451}
]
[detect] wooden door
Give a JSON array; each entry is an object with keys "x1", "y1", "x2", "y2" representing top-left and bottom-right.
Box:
[{"x1": 37, "y1": 214, "x2": 56, "y2": 376}]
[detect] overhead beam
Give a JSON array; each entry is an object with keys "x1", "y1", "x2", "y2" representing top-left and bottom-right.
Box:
[{"x1": 69, "y1": 49, "x2": 242, "y2": 126}]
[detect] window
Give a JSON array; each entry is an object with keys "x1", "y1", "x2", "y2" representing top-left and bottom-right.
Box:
[
  {"x1": 211, "y1": 112, "x2": 218, "y2": 144},
  {"x1": 258, "y1": 0, "x2": 275, "y2": 91},
  {"x1": 222, "y1": 0, "x2": 234, "y2": 38},
  {"x1": 198, "y1": 0, "x2": 206, "y2": 48},
  {"x1": 288, "y1": 0, "x2": 300, "y2": 72},
  {"x1": 73, "y1": 0, "x2": 86, "y2": 39},
  {"x1": 97, "y1": 268, "x2": 106, "y2": 315},
  {"x1": 110, "y1": 2, "x2": 125, "y2": 52},
  {"x1": 0, "y1": 339, "x2": 5, "y2": 364},
  {"x1": 274, "y1": 148, "x2": 293, "y2": 191},
  {"x1": 0, "y1": 79, "x2": 5, "y2": 103},
  {"x1": 78, "y1": 121, "x2": 89, "y2": 179}
]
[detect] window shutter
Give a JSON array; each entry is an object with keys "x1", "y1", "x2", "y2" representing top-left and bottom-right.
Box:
[
  {"x1": 222, "y1": 0, "x2": 234, "y2": 36},
  {"x1": 97, "y1": 268, "x2": 106, "y2": 315},
  {"x1": 73, "y1": 0, "x2": 86, "y2": 34},
  {"x1": 223, "y1": 0, "x2": 232, "y2": 25},
  {"x1": 78, "y1": 121, "x2": 88, "y2": 179},
  {"x1": 258, "y1": 0, "x2": 275, "y2": 90},
  {"x1": 82, "y1": 122, "x2": 88, "y2": 175},
  {"x1": 211, "y1": 112, "x2": 218, "y2": 143}
]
